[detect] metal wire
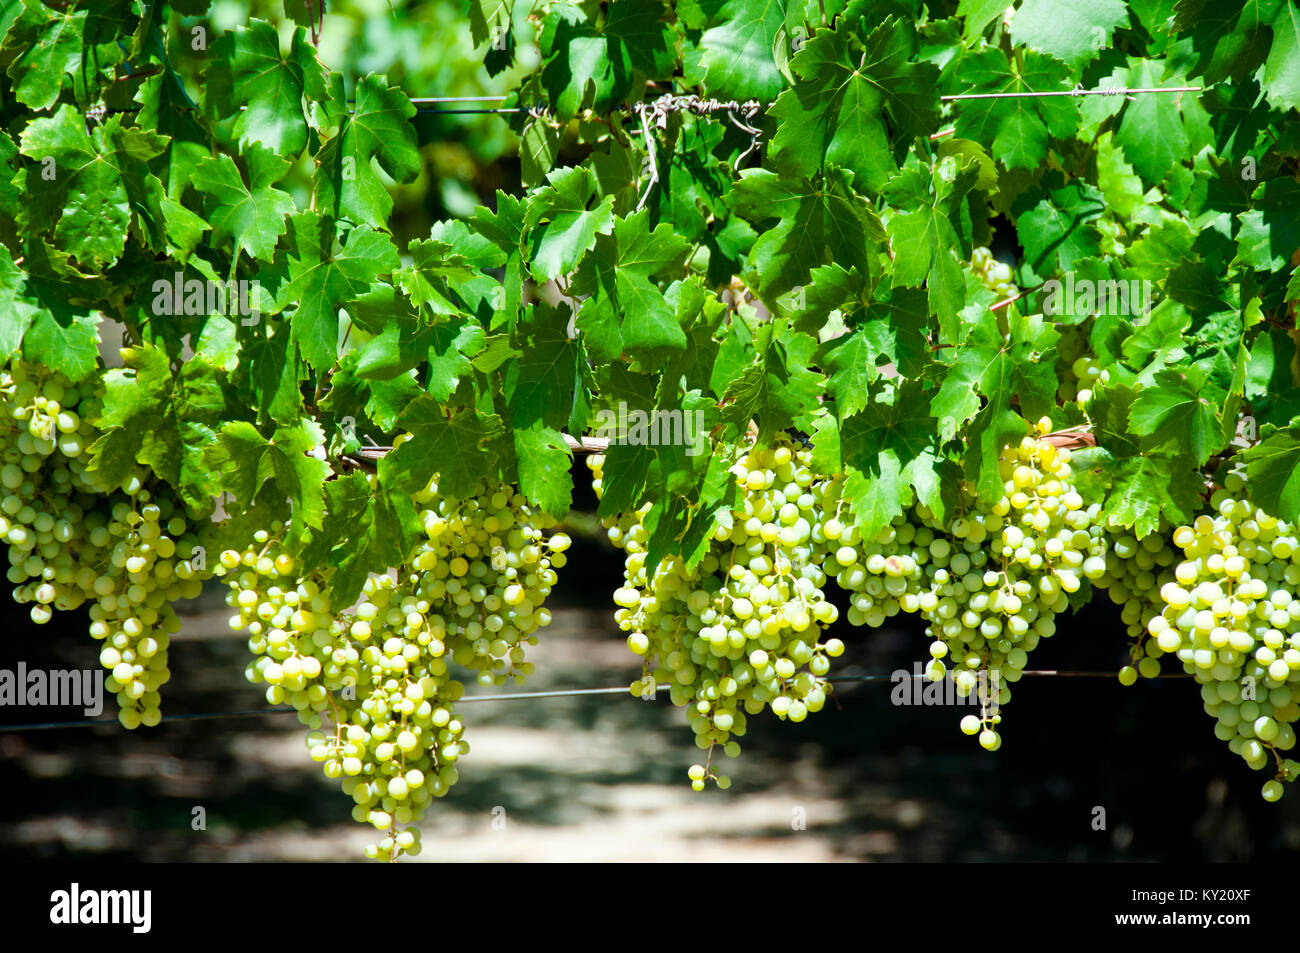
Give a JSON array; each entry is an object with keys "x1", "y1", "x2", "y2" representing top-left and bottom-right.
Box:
[
  {"x1": 941, "y1": 85, "x2": 1200, "y2": 101},
  {"x1": 0, "y1": 671, "x2": 1192, "y2": 733},
  {"x1": 416, "y1": 108, "x2": 525, "y2": 115},
  {"x1": 409, "y1": 96, "x2": 508, "y2": 103},
  {"x1": 102, "y1": 76, "x2": 1204, "y2": 119}
]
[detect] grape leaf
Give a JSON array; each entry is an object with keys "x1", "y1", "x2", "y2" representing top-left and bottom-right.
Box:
[
  {"x1": 281, "y1": 213, "x2": 400, "y2": 371},
  {"x1": 1012, "y1": 172, "x2": 1105, "y2": 277},
  {"x1": 538, "y1": 0, "x2": 675, "y2": 118},
  {"x1": 471, "y1": 192, "x2": 527, "y2": 326},
  {"x1": 595, "y1": 440, "x2": 656, "y2": 520},
  {"x1": 0, "y1": 131, "x2": 19, "y2": 231},
  {"x1": 207, "y1": 419, "x2": 330, "y2": 530},
  {"x1": 1105, "y1": 454, "x2": 1201, "y2": 539},
  {"x1": 953, "y1": 47, "x2": 1080, "y2": 171},
  {"x1": 1240, "y1": 423, "x2": 1300, "y2": 523},
  {"x1": 0, "y1": 246, "x2": 34, "y2": 363},
  {"x1": 189, "y1": 146, "x2": 294, "y2": 262},
  {"x1": 1114, "y1": 58, "x2": 1191, "y2": 187},
  {"x1": 312, "y1": 73, "x2": 422, "y2": 225},
  {"x1": 680, "y1": 0, "x2": 788, "y2": 101},
  {"x1": 3, "y1": 2, "x2": 125, "y2": 111},
  {"x1": 523, "y1": 167, "x2": 616, "y2": 282},
  {"x1": 728, "y1": 166, "x2": 884, "y2": 302},
  {"x1": 884, "y1": 153, "x2": 979, "y2": 334},
  {"x1": 512, "y1": 422, "x2": 573, "y2": 518},
  {"x1": 301, "y1": 471, "x2": 421, "y2": 607},
  {"x1": 395, "y1": 239, "x2": 481, "y2": 318},
  {"x1": 1233, "y1": 179, "x2": 1300, "y2": 273},
  {"x1": 769, "y1": 13, "x2": 940, "y2": 191},
  {"x1": 1009, "y1": 0, "x2": 1130, "y2": 70},
  {"x1": 957, "y1": 0, "x2": 1009, "y2": 42},
  {"x1": 840, "y1": 380, "x2": 942, "y2": 538},
  {"x1": 84, "y1": 344, "x2": 229, "y2": 507},
  {"x1": 22, "y1": 308, "x2": 100, "y2": 384},
  {"x1": 1128, "y1": 367, "x2": 1227, "y2": 465},
  {"x1": 820, "y1": 329, "x2": 884, "y2": 421},
  {"x1": 468, "y1": 0, "x2": 514, "y2": 47},
  {"x1": 504, "y1": 313, "x2": 580, "y2": 431},
  {"x1": 931, "y1": 309, "x2": 1060, "y2": 441},
  {"x1": 719, "y1": 323, "x2": 826, "y2": 440},
  {"x1": 19, "y1": 107, "x2": 167, "y2": 271},
  {"x1": 351, "y1": 295, "x2": 486, "y2": 403},
  {"x1": 1260, "y1": 0, "x2": 1300, "y2": 111},
  {"x1": 571, "y1": 209, "x2": 691, "y2": 362},
  {"x1": 382, "y1": 398, "x2": 504, "y2": 499},
  {"x1": 519, "y1": 111, "x2": 562, "y2": 188},
  {"x1": 204, "y1": 20, "x2": 325, "y2": 157}
]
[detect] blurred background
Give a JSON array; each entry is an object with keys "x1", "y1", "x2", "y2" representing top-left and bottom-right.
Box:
[
  {"x1": 159, "y1": 0, "x2": 540, "y2": 236},
  {"x1": 3, "y1": 464, "x2": 1299, "y2": 862}
]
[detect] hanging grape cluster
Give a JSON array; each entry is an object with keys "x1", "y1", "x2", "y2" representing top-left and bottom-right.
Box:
[
  {"x1": 1146, "y1": 472, "x2": 1300, "y2": 800},
  {"x1": 220, "y1": 471, "x2": 566, "y2": 860},
  {"x1": 590, "y1": 438, "x2": 844, "y2": 789},
  {"x1": 1094, "y1": 521, "x2": 1179, "y2": 685},
  {"x1": 1055, "y1": 323, "x2": 1109, "y2": 404},
  {"x1": 0, "y1": 359, "x2": 210, "y2": 727},
  {"x1": 822, "y1": 420, "x2": 1108, "y2": 750},
  {"x1": 971, "y1": 246, "x2": 1017, "y2": 300}
]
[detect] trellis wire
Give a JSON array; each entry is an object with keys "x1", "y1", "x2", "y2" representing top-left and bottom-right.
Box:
[
  {"x1": 412, "y1": 85, "x2": 1202, "y2": 114},
  {"x1": 941, "y1": 85, "x2": 1200, "y2": 101},
  {"x1": 414, "y1": 84, "x2": 1202, "y2": 114},
  {"x1": 106, "y1": 82, "x2": 1201, "y2": 116},
  {"x1": 0, "y1": 671, "x2": 1193, "y2": 733}
]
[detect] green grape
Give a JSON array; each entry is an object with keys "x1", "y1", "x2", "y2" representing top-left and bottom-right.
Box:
[
  {"x1": 1150, "y1": 468, "x2": 1300, "y2": 801},
  {"x1": 590, "y1": 435, "x2": 838, "y2": 790},
  {"x1": 1050, "y1": 319, "x2": 1110, "y2": 405},
  {"x1": 0, "y1": 359, "x2": 212, "y2": 725},
  {"x1": 970, "y1": 246, "x2": 1018, "y2": 300},
  {"x1": 1094, "y1": 517, "x2": 1178, "y2": 682},
  {"x1": 218, "y1": 468, "x2": 562, "y2": 860},
  {"x1": 832, "y1": 417, "x2": 1105, "y2": 746}
]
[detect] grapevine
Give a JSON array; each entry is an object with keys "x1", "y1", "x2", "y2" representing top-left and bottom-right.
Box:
[
  {"x1": 217, "y1": 470, "x2": 563, "y2": 860},
  {"x1": 1, "y1": 360, "x2": 211, "y2": 727},
  {"x1": 3, "y1": 0, "x2": 1300, "y2": 860}
]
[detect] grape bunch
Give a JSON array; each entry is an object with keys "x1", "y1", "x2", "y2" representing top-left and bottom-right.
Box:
[
  {"x1": 409, "y1": 473, "x2": 566, "y2": 689},
  {"x1": 0, "y1": 359, "x2": 210, "y2": 727},
  {"x1": 1069, "y1": 355, "x2": 1109, "y2": 406},
  {"x1": 820, "y1": 494, "x2": 922, "y2": 631},
  {"x1": 1051, "y1": 324, "x2": 1110, "y2": 406},
  {"x1": 971, "y1": 246, "x2": 1017, "y2": 300},
  {"x1": 80, "y1": 494, "x2": 207, "y2": 728},
  {"x1": 224, "y1": 540, "x2": 455, "y2": 861},
  {"x1": 1147, "y1": 472, "x2": 1300, "y2": 800},
  {"x1": 221, "y1": 471, "x2": 566, "y2": 860},
  {"x1": 1093, "y1": 522, "x2": 1179, "y2": 685},
  {"x1": 831, "y1": 420, "x2": 1107, "y2": 749},
  {"x1": 590, "y1": 438, "x2": 843, "y2": 789},
  {"x1": 1055, "y1": 324, "x2": 1088, "y2": 402},
  {"x1": 925, "y1": 428, "x2": 1108, "y2": 748}
]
